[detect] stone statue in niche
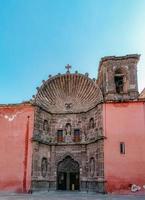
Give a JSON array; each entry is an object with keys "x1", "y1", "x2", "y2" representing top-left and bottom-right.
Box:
[
  {"x1": 41, "y1": 157, "x2": 48, "y2": 177},
  {"x1": 89, "y1": 118, "x2": 95, "y2": 129},
  {"x1": 64, "y1": 123, "x2": 72, "y2": 143},
  {"x1": 90, "y1": 157, "x2": 95, "y2": 177}
]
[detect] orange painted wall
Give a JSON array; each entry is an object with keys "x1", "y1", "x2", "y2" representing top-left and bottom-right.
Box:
[
  {"x1": 0, "y1": 104, "x2": 34, "y2": 192},
  {"x1": 103, "y1": 102, "x2": 145, "y2": 193}
]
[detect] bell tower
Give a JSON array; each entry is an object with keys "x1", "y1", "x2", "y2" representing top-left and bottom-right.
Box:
[{"x1": 97, "y1": 54, "x2": 140, "y2": 101}]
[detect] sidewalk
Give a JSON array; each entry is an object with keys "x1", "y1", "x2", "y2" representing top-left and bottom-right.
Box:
[{"x1": 0, "y1": 191, "x2": 145, "y2": 200}]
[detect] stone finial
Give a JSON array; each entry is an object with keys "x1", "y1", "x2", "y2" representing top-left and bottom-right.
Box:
[
  {"x1": 75, "y1": 70, "x2": 78, "y2": 74},
  {"x1": 48, "y1": 75, "x2": 52, "y2": 78},
  {"x1": 36, "y1": 87, "x2": 39, "y2": 91},
  {"x1": 32, "y1": 95, "x2": 35, "y2": 98},
  {"x1": 65, "y1": 64, "x2": 72, "y2": 73},
  {"x1": 93, "y1": 78, "x2": 96, "y2": 81},
  {"x1": 85, "y1": 73, "x2": 89, "y2": 77},
  {"x1": 42, "y1": 80, "x2": 45, "y2": 84}
]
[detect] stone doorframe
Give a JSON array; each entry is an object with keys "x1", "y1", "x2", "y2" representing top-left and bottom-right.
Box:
[{"x1": 57, "y1": 156, "x2": 80, "y2": 190}]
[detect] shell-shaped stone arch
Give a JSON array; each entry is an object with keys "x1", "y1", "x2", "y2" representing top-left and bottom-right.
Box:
[{"x1": 34, "y1": 73, "x2": 103, "y2": 114}]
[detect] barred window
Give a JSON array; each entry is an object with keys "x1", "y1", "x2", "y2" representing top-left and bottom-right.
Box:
[
  {"x1": 57, "y1": 130, "x2": 63, "y2": 142},
  {"x1": 74, "y1": 129, "x2": 80, "y2": 142}
]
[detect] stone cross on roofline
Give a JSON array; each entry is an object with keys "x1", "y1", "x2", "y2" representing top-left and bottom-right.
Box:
[{"x1": 65, "y1": 64, "x2": 72, "y2": 73}]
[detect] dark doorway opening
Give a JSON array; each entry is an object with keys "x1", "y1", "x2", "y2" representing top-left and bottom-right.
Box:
[
  {"x1": 70, "y1": 172, "x2": 79, "y2": 190},
  {"x1": 57, "y1": 172, "x2": 67, "y2": 190},
  {"x1": 57, "y1": 156, "x2": 80, "y2": 191}
]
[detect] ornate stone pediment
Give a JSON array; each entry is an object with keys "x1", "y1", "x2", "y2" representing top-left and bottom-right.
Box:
[{"x1": 57, "y1": 156, "x2": 79, "y2": 173}]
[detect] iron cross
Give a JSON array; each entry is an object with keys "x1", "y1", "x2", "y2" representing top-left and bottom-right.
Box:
[{"x1": 65, "y1": 64, "x2": 72, "y2": 73}]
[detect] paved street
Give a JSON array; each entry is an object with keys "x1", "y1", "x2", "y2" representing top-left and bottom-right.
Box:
[{"x1": 0, "y1": 192, "x2": 145, "y2": 200}]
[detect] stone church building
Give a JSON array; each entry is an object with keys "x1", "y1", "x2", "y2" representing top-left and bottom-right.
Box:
[{"x1": 0, "y1": 54, "x2": 145, "y2": 193}]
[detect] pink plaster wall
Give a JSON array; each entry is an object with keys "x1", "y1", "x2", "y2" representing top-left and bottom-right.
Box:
[
  {"x1": 0, "y1": 104, "x2": 34, "y2": 192},
  {"x1": 103, "y1": 102, "x2": 145, "y2": 193}
]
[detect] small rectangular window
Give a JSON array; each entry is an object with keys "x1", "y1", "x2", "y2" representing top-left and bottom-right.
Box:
[
  {"x1": 57, "y1": 130, "x2": 63, "y2": 142},
  {"x1": 74, "y1": 129, "x2": 80, "y2": 142},
  {"x1": 120, "y1": 142, "x2": 125, "y2": 154}
]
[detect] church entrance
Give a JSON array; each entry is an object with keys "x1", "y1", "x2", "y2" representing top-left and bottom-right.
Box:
[{"x1": 57, "y1": 156, "x2": 80, "y2": 191}]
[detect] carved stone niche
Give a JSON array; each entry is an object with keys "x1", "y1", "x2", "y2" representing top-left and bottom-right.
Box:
[
  {"x1": 90, "y1": 157, "x2": 95, "y2": 177},
  {"x1": 41, "y1": 157, "x2": 48, "y2": 178}
]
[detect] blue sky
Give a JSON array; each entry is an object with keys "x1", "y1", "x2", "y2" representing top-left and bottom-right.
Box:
[{"x1": 0, "y1": 0, "x2": 145, "y2": 103}]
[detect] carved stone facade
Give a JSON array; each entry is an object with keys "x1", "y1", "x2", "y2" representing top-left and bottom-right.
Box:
[
  {"x1": 32, "y1": 104, "x2": 104, "y2": 192},
  {"x1": 31, "y1": 54, "x2": 140, "y2": 193}
]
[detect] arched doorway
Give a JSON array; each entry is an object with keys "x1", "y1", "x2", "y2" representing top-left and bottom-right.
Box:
[{"x1": 57, "y1": 156, "x2": 80, "y2": 191}]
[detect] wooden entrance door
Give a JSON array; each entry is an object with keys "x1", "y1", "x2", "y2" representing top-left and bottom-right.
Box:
[
  {"x1": 57, "y1": 156, "x2": 80, "y2": 191},
  {"x1": 70, "y1": 172, "x2": 79, "y2": 190},
  {"x1": 57, "y1": 172, "x2": 67, "y2": 190}
]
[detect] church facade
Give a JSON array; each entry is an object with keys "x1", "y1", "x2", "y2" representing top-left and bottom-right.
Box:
[{"x1": 0, "y1": 54, "x2": 145, "y2": 193}]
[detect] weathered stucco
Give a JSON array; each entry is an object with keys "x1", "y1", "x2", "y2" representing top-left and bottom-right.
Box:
[
  {"x1": 104, "y1": 102, "x2": 145, "y2": 192},
  {"x1": 0, "y1": 104, "x2": 34, "y2": 192}
]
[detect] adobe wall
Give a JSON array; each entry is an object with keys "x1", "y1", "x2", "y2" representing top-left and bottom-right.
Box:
[
  {"x1": 103, "y1": 101, "x2": 145, "y2": 193},
  {"x1": 0, "y1": 104, "x2": 34, "y2": 192}
]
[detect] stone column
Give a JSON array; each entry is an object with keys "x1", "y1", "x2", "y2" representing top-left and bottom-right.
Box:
[{"x1": 50, "y1": 145, "x2": 57, "y2": 190}]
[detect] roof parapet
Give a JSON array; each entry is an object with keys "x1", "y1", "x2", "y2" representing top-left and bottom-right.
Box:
[{"x1": 98, "y1": 54, "x2": 140, "y2": 73}]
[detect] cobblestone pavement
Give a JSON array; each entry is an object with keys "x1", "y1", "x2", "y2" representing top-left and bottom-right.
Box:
[{"x1": 0, "y1": 192, "x2": 145, "y2": 200}]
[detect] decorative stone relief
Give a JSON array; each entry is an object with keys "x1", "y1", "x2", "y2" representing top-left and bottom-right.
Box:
[{"x1": 41, "y1": 157, "x2": 48, "y2": 177}]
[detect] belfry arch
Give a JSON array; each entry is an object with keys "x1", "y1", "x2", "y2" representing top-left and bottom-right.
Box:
[{"x1": 57, "y1": 156, "x2": 80, "y2": 191}]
